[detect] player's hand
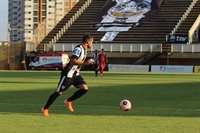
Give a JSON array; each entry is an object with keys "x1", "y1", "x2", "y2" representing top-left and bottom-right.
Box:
[{"x1": 85, "y1": 58, "x2": 94, "y2": 65}]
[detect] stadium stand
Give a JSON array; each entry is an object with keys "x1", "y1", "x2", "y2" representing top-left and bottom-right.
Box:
[
  {"x1": 175, "y1": 0, "x2": 200, "y2": 34},
  {"x1": 35, "y1": 0, "x2": 199, "y2": 66},
  {"x1": 37, "y1": 0, "x2": 196, "y2": 48}
]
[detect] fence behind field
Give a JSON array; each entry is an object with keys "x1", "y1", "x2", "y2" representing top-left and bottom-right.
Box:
[{"x1": 0, "y1": 43, "x2": 23, "y2": 70}]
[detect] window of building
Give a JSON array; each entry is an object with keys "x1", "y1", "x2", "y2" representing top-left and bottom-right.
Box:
[
  {"x1": 33, "y1": 24, "x2": 38, "y2": 28},
  {"x1": 25, "y1": 18, "x2": 31, "y2": 20},
  {"x1": 25, "y1": 12, "x2": 31, "y2": 14},
  {"x1": 42, "y1": 5, "x2": 46, "y2": 10},
  {"x1": 24, "y1": 5, "x2": 31, "y2": 8},
  {"x1": 25, "y1": 31, "x2": 32, "y2": 33},
  {"x1": 33, "y1": 17, "x2": 37, "y2": 22},
  {"x1": 33, "y1": 11, "x2": 38, "y2": 16},
  {"x1": 13, "y1": 36, "x2": 17, "y2": 41},
  {"x1": 42, "y1": 11, "x2": 46, "y2": 16},
  {"x1": 25, "y1": 24, "x2": 31, "y2": 27}
]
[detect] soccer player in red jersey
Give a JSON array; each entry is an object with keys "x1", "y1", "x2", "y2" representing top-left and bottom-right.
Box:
[{"x1": 98, "y1": 48, "x2": 108, "y2": 77}]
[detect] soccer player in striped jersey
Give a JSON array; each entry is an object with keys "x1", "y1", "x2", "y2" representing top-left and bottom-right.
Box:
[{"x1": 41, "y1": 34, "x2": 94, "y2": 116}]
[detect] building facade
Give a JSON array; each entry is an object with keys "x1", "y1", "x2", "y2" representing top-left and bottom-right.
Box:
[{"x1": 8, "y1": 0, "x2": 79, "y2": 43}]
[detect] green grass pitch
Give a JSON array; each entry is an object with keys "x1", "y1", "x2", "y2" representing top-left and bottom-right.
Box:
[{"x1": 0, "y1": 71, "x2": 199, "y2": 133}]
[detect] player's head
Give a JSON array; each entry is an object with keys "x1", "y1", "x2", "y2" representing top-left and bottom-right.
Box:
[
  {"x1": 82, "y1": 34, "x2": 93, "y2": 48},
  {"x1": 95, "y1": 49, "x2": 98, "y2": 53},
  {"x1": 101, "y1": 48, "x2": 104, "y2": 52}
]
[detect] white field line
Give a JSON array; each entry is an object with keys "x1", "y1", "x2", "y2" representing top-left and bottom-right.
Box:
[{"x1": 0, "y1": 102, "x2": 199, "y2": 112}]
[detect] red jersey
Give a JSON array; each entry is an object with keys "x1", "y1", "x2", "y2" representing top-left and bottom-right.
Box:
[{"x1": 98, "y1": 52, "x2": 107, "y2": 64}]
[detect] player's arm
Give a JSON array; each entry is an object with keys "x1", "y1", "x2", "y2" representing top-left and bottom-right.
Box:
[
  {"x1": 70, "y1": 47, "x2": 93, "y2": 66},
  {"x1": 70, "y1": 57, "x2": 93, "y2": 66}
]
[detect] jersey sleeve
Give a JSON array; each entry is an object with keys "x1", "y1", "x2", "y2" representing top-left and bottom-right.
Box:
[{"x1": 71, "y1": 47, "x2": 81, "y2": 59}]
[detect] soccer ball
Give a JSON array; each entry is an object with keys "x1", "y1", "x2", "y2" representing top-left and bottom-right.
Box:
[{"x1": 119, "y1": 99, "x2": 131, "y2": 111}]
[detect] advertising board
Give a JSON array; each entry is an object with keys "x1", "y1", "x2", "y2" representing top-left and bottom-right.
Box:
[
  {"x1": 194, "y1": 66, "x2": 200, "y2": 73},
  {"x1": 108, "y1": 64, "x2": 149, "y2": 72},
  {"x1": 151, "y1": 65, "x2": 193, "y2": 73}
]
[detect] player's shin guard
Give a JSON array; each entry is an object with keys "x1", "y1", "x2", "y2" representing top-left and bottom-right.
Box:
[{"x1": 68, "y1": 89, "x2": 88, "y2": 101}]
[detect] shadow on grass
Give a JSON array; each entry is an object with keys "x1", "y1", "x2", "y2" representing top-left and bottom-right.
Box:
[
  {"x1": 0, "y1": 82, "x2": 199, "y2": 117},
  {"x1": 0, "y1": 81, "x2": 56, "y2": 84}
]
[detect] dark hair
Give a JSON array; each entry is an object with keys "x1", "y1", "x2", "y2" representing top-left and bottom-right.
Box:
[{"x1": 82, "y1": 34, "x2": 93, "y2": 43}]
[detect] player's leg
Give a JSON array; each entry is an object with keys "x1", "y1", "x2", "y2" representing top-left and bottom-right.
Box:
[
  {"x1": 43, "y1": 75, "x2": 65, "y2": 109},
  {"x1": 100, "y1": 63, "x2": 105, "y2": 76},
  {"x1": 64, "y1": 75, "x2": 88, "y2": 112},
  {"x1": 95, "y1": 64, "x2": 98, "y2": 77},
  {"x1": 41, "y1": 91, "x2": 61, "y2": 116},
  {"x1": 99, "y1": 63, "x2": 103, "y2": 76},
  {"x1": 42, "y1": 75, "x2": 71, "y2": 116},
  {"x1": 102, "y1": 63, "x2": 105, "y2": 75},
  {"x1": 67, "y1": 75, "x2": 88, "y2": 101}
]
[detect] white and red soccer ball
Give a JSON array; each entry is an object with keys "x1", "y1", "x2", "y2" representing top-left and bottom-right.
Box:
[{"x1": 119, "y1": 99, "x2": 131, "y2": 111}]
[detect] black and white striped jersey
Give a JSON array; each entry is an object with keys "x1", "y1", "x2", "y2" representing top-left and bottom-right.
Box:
[{"x1": 62, "y1": 44, "x2": 87, "y2": 78}]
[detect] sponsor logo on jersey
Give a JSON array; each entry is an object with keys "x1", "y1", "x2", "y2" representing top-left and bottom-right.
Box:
[{"x1": 72, "y1": 47, "x2": 81, "y2": 56}]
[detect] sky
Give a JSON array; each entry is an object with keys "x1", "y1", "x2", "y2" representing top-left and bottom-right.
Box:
[{"x1": 0, "y1": 0, "x2": 8, "y2": 41}]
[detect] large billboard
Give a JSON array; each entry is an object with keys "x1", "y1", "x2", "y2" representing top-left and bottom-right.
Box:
[{"x1": 93, "y1": 0, "x2": 163, "y2": 41}]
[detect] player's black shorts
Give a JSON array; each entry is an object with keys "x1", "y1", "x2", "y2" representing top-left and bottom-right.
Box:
[{"x1": 56, "y1": 75, "x2": 86, "y2": 92}]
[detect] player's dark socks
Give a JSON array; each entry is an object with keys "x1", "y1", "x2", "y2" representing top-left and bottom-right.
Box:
[
  {"x1": 44, "y1": 92, "x2": 60, "y2": 109},
  {"x1": 68, "y1": 89, "x2": 88, "y2": 101},
  {"x1": 95, "y1": 71, "x2": 98, "y2": 77}
]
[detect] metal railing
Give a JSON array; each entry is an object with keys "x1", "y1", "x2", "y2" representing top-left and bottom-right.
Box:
[
  {"x1": 170, "y1": 0, "x2": 198, "y2": 35},
  {"x1": 133, "y1": 44, "x2": 162, "y2": 64},
  {"x1": 188, "y1": 14, "x2": 200, "y2": 44},
  {"x1": 37, "y1": 42, "x2": 200, "y2": 53}
]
